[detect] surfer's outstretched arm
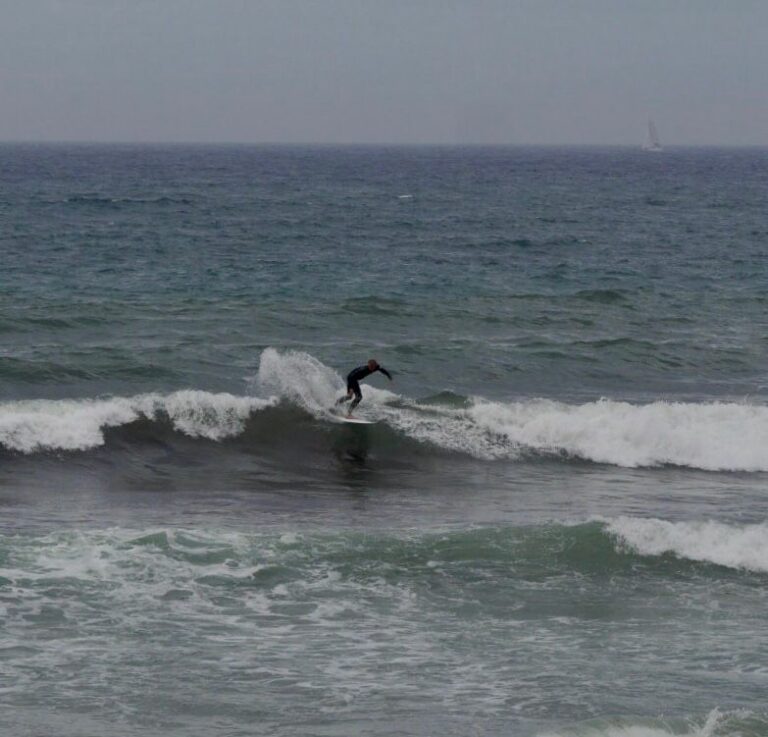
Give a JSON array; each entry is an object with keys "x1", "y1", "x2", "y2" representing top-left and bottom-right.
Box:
[{"x1": 378, "y1": 367, "x2": 393, "y2": 380}]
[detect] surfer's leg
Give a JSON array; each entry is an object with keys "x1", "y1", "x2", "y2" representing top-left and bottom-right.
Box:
[
  {"x1": 337, "y1": 381, "x2": 358, "y2": 406},
  {"x1": 348, "y1": 383, "x2": 362, "y2": 413}
]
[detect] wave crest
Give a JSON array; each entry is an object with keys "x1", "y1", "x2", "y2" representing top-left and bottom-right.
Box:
[
  {"x1": 0, "y1": 391, "x2": 275, "y2": 453},
  {"x1": 606, "y1": 517, "x2": 768, "y2": 573},
  {"x1": 5, "y1": 348, "x2": 768, "y2": 473},
  {"x1": 465, "y1": 397, "x2": 768, "y2": 470}
]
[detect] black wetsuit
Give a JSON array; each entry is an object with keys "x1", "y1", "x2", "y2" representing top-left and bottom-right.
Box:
[{"x1": 337, "y1": 364, "x2": 393, "y2": 411}]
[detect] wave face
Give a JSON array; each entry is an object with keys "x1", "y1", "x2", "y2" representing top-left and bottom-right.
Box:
[{"x1": 3, "y1": 348, "x2": 768, "y2": 472}]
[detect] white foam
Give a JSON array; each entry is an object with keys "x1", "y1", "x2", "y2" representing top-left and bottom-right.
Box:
[
  {"x1": 540, "y1": 709, "x2": 731, "y2": 737},
  {"x1": 343, "y1": 384, "x2": 768, "y2": 470},
  {"x1": 0, "y1": 391, "x2": 275, "y2": 453},
  {"x1": 0, "y1": 397, "x2": 138, "y2": 453},
  {"x1": 466, "y1": 397, "x2": 768, "y2": 471},
  {"x1": 149, "y1": 390, "x2": 273, "y2": 440},
  {"x1": 543, "y1": 727, "x2": 680, "y2": 737},
  {"x1": 606, "y1": 517, "x2": 768, "y2": 573}
]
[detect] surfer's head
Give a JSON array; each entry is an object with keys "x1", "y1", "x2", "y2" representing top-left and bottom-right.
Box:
[{"x1": 367, "y1": 359, "x2": 379, "y2": 371}]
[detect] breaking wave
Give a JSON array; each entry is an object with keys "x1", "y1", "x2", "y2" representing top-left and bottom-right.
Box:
[
  {"x1": 0, "y1": 390, "x2": 276, "y2": 453},
  {"x1": 2, "y1": 520, "x2": 766, "y2": 602},
  {"x1": 462, "y1": 396, "x2": 768, "y2": 470},
  {"x1": 605, "y1": 517, "x2": 768, "y2": 573},
  {"x1": 3, "y1": 348, "x2": 768, "y2": 473}
]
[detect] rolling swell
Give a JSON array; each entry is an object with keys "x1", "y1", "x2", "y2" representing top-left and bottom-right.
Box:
[
  {"x1": 4, "y1": 520, "x2": 766, "y2": 735},
  {"x1": 295, "y1": 520, "x2": 768, "y2": 579},
  {"x1": 2, "y1": 520, "x2": 765, "y2": 601}
]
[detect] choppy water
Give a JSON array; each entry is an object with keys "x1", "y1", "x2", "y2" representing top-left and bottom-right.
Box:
[{"x1": 2, "y1": 144, "x2": 768, "y2": 736}]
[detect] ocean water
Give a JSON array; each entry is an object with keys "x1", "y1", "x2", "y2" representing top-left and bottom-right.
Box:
[{"x1": 2, "y1": 144, "x2": 768, "y2": 737}]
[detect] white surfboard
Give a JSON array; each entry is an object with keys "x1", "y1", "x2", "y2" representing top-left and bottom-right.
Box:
[
  {"x1": 327, "y1": 412, "x2": 375, "y2": 425},
  {"x1": 341, "y1": 417, "x2": 374, "y2": 425}
]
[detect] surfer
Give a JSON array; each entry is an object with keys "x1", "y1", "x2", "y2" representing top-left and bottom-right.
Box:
[{"x1": 336, "y1": 359, "x2": 393, "y2": 416}]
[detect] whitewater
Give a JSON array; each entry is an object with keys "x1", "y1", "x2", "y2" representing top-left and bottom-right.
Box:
[{"x1": 4, "y1": 348, "x2": 768, "y2": 473}]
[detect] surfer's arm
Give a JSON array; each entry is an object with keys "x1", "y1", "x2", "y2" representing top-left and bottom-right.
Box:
[{"x1": 378, "y1": 367, "x2": 393, "y2": 380}]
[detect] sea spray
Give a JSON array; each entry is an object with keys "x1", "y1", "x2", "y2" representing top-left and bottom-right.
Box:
[{"x1": 255, "y1": 347, "x2": 345, "y2": 415}]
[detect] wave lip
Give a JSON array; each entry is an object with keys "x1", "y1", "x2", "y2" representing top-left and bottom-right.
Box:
[
  {"x1": 605, "y1": 517, "x2": 768, "y2": 573},
  {"x1": 0, "y1": 390, "x2": 276, "y2": 454}
]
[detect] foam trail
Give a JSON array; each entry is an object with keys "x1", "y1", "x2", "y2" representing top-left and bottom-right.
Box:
[
  {"x1": 384, "y1": 401, "x2": 518, "y2": 459},
  {"x1": 0, "y1": 391, "x2": 275, "y2": 453},
  {"x1": 606, "y1": 517, "x2": 768, "y2": 573}
]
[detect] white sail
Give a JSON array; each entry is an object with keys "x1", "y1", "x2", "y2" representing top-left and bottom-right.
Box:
[{"x1": 642, "y1": 118, "x2": 663, "y2": 152}]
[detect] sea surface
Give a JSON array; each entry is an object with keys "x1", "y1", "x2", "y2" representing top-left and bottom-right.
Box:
[{"x1": 2, "y1": 144, "x2": 768, "y2": 737}]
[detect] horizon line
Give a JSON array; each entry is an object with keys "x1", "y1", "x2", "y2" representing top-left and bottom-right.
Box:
[{"x1": 2, "y1": 139, "x2": 768, "y2": 149}]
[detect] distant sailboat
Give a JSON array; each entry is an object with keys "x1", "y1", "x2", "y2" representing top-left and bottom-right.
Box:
[{"x1": 642, "y1": 118, "x2": 663, "y2": 152}]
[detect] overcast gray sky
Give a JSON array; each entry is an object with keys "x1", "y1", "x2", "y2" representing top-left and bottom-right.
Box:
[{"x1": 1, "y1": 0, "x2": 767, "y2": 145}]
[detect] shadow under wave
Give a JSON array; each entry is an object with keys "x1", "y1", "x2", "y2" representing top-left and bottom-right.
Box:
[{"x1": 0, "y1": 401, "x2": 453, "y2": 492}]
